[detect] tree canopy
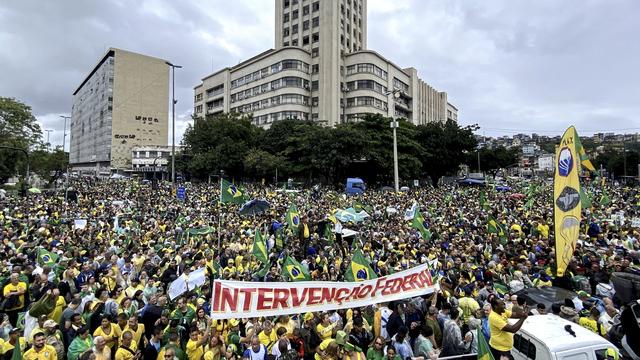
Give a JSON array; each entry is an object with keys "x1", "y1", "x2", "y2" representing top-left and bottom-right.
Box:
[
  {"x1": 181, "y1": 113, "x2": 477, "y2": 186},
  {"x1": 0, "y1": 97, "x2": 43, "y2": 183}
]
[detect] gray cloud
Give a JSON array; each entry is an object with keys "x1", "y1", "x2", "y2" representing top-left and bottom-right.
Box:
[{"x1": 1, "y1": 0, "x2": 638, "y2": 146}]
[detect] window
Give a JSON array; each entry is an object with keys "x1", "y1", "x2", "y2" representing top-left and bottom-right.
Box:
[
  {"x1": 292, "y1": 39, "x2": 298, "y2": 46},
  {"x1": 303, "y1": 36, "x2": 309, "y2": 45},
  {"x1": 303, "y1": 20, "x2": 309, "y2": 30},
  {"x1": 512, "y1": 334, "x2": 537, "y2": 360},
  {"x1": 283, "y1": 28, "x2": 290, "y2": 37},
  {"x1": 312, "y1": 33, "x2": 319, "y2": 43},
  {"x1": 312, "y1": 47, "x2": 319, "y2": 57},
  {"x1": 311, "y1": 80, "x2": 319, "y2": 90},
  {"x1": 303, "y1": 5, "x2": 309, "y2": 15},
  {"x1": 312, "y1": 64, "x2": 319, "y2": 73},
  {"x1": 312, "y1": 1, "x2": 319, "y2": 12},
  {"x1": 284, "y1": 13, "x2": 290, "y2": 22},
  {"x1": 292, "y1": 10, "x2": 298, "y2": 20},
  {"x1": 283, "y1": 41, "x2": 290, "y2": 46},
  {"x1": 312, "y1": 17, "x2": 319, "y2": 27},
  {"x1": 292, "y1": 24, "x2": 298, "y2": 34},
  {"x1": 284, "y1": 0, "x2": 290, "y2": 7},
  {"x1": 312, "y1": 97, "x2": 318, "y2": 106}
]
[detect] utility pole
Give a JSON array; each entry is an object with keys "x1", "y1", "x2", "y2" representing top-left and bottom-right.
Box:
[
  {"x1": 60, "y1": 115, "x2": 71, "y2": 202},
  {"x1": 386, "y1": 90, "x2": 401, "y2": 191},
  {"x1": 166, "y1": 61, "x2": 182, "y2": 184},
  {"x1": 45, "y1": 130, "x2": 53, "y2": 151},
  {"x1": 59, "y1": 115, "x2": 70, "y2": 151}
]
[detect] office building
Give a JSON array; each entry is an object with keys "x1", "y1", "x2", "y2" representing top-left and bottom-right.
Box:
[
  {"x1": 194, "y1": 0, "x2": 457, "y2": 128},
  {"x1": 69, "y1": 48, "x2": 169, "y2": 174}
]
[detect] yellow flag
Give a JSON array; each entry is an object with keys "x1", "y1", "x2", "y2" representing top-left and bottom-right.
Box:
[{"x1": 554, "y1": 126, "x2": 582, "y2": 277}]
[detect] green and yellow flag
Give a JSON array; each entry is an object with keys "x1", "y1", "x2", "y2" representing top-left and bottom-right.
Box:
[
  {"x1": 479, "y1": 190, "x2": 489, "y2": 210},
  {"x1": 252, "y1": 228, "x2": 269, "y2": 264},
  {"x1": 554, "y1": 126, "x2": 583, "y2": 277},
  {"x1": 487, "y1": 216, "x2": 507, "y2": 239},
  {"x1": 286, "y1": 204, "x2": 300, "y2": 232},
  {"x1": 206, "y1": 259, "x2": 221, "y2": 278},
  {"x1": 220, "y1": 178, "x2": 247, "y2": 204},
  {"x1": 411, "y1": 207, "x2": 431, "y2": 240},
  {"x1": 477, "y1": 329, "x2": 494, "y2": 360},
  {"x1": 37, "y1": 248, "x2": 59, "y2": 267},
  {"x1": 600, "y1": 189, "x2": 611, "y2": 206},
  {"x1": 323, "y1": 223, "x2": 335, "y2": 244},
  {"x1": 573, "y1": 127, "x2": 596, "y2": 172},
  {"x1": 344, "y1": 249, "x2": 377, "y2": 282},
  {"x1": 580, "y1": 187, "x2": 592, "y2": 209},
  {"x1": 283, "y1": 256, "x2": 310, "y2": 281}
]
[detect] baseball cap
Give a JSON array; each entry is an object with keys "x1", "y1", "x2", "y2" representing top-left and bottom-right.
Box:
[{"x1": 43, "y1": 320, "x2": 57, "y2": 328}]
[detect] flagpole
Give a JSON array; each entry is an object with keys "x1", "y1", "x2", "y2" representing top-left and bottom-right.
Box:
[{"x1": 217, "y1": 171, "x2": 223, "y2": 252}]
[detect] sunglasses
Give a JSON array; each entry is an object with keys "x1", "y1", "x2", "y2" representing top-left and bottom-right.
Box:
[{"x1": 375, "y1": 342, "x2": 383, "y2": 346}]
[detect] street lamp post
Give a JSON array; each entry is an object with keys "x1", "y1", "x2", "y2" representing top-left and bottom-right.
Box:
[
  {"x1": 45, "y1": 129, "x2": 53, "y2": 151},
  {"x1": 59, "y1": 115, "x2": 71, "y2": 202},
  {"x1": 386, "y1": 90, "x2": 401, "y2": 191},
  {"x1": 166, "y1": 61, "x2": 182, "y2": 185}
]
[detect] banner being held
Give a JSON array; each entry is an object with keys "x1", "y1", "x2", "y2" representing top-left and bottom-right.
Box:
[
  {"x1": 210, "y1": 262, "x2": 435, "y2": 319},
  {"x1": 554, "y1": 126, "x2": 583, "y2": 277}
]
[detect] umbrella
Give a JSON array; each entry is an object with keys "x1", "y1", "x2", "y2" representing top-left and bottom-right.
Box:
[
  {"x1": 509, "y1": 193, "x2": 526, "y2": 199},
  {"x1": 28, "y1": 187, "x2": 41, "y2": 194},
  {"x1": 495, "y1": 185, "x2": 511, "y2": 192},
  {"x1": 239, "y1": 199, "x2": 271, "y2": 216}
]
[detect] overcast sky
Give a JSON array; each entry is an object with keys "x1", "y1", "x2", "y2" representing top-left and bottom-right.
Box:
[{"x1": 1, "y1": 0, "x2": 639, "y2": 151}]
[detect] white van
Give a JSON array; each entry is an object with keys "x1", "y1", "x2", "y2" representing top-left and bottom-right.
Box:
[{"x1": 509, "y1": 314, "x2": 618, "y2": 360}]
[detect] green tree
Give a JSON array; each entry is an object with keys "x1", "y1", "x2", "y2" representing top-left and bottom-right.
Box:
[
  {"x1": 182, "y1": 113, "x2": 261, "y2": 179},
  {"x1": 467, "y1": 146, "x2": 519, "y2": 172},
  {"x1": 243, "y1": 149, "x2": 286, "y2": 181},
  {"x1": 30, "y1": 147, "x2": 69, "y2": 185},
  {"x1": 416, "y1": 120, "x2": 477, "y2": 186},
  {"x1": 0, "y1": 97, "x2": 43, "y2": 183}
]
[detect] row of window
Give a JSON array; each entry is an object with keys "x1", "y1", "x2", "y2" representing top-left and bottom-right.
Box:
[
  {"x1": 231, "y1": 76, "x2": 311, "y2": 102},
  {"x1": 393, "y1": 77, "x2": 410, "y2": 93},
  {"x1": 283, "y1": 0, "x2": 319, "y2": 12},
  {"x1": 230, "y1": 60, "x2": 310, "y2": 89},
  {"x1": 206, "y1": 84, "x2": 224, "y2": 98},
  {"x1": 346, "y1": 63, "x2": 389, "y2": 80},
  {"x1": 346, "y1": 96, "x2": 388, "y2": 110},
  {"x1": 231, "y1": 94, "x2": 310, "y2": 113},
  {"x1": 346, "y1": 80, "x2": 388, "y2": 94},
  {"x1": 207, "y1": 98, "x2": 224, "y2": 111},
  {"x1": 253, "y1": 111, "x2": 310, "y2": 126}
]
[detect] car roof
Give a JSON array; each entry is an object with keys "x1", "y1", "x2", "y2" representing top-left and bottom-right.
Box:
[{"x1": 510, "y1": 315, "x2": 613, "y2": 353}]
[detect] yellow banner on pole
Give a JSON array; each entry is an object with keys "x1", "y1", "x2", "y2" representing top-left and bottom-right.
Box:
[{"x1": 554, "y1": 126, "x2": 582, "y2": 277}]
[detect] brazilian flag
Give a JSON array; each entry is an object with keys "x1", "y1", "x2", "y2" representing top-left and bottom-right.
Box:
[
  {"x1": 207, "y1": 259, "x2": 221, "y2": 279},
  {"x1": 286, "y1": 204, "x2": 300, "y2": 232},
  {"x1": 479, "y1": 190, "x2": 489, "y2": 210},
  {"x1": 275, "y1": 229, "x2": 285, "y2": 250},
  {"x1": 344, "y1": 249, "x2": 377, "y2": 282},
  {"x1": 477, "y1": 328, "x2": 494, "y2": 360},
  {"x1": 573, "y1": 127, "x2": 596, "y2": 172},
  {"x1": 255, "y1": 262, "x2": 270, "y2": 278},
  {"x1": 220, "y1": 178, "x2": 247, "y2": 204},
  {"x1": 283, "y1": 256, "x2": 310, "y2": 281},
  {"x1": 487, "y1": 216, "x2": 507, "y2": 239},
  {"x1": 323, "y1": 223, "x2": 335, "y2": 244},
  {"x1": 38, "y1": 248, "x2": 59, "y2": 267},
  {"x1": 411, "y1": 208, "x2": 432, "y2": 240},
  {"x1": 252, "y1": 228, "x2": 269, "y2": 264}
]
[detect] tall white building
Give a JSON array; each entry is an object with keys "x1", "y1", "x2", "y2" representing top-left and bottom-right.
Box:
[{"x1": 193, "y1": 0, "x2": 457, "y2": 127}]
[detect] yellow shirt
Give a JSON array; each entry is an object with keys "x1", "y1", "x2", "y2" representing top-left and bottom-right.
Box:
[
  {"x1": 537, "y1": 224, "x2": 550, "y2": 239},
  {"x1": 23, "y1": 344, "x2": 58, "y2": 360},
  {"x1": 94, "y1": 323, "x2": 122, "y2": 349},
  {"x1": 0, "y1": 338, "x2": 26, "y2": 356},
  {"x1": 316, "y1": 323, "x2": 335, "y2": 340},
  {"x1": 123, "y1": 324, "x2": 146, "y2": 346},
  {"x1": 115, "y1": 343, "x2": 138, "y2": 360},
  {"x1": 203, "y1": 346, "x2": 221, "y2": 360},
  {"x1": 314, "y1": 339, "x2": 335, "y2": 360},
  {"x1": 49, "y1": 296, "x2": 67, "y2": 324},
  {"x1": 2, "y1": 282, "x2": 27, "y2": 310},
  {"x1": 579, "y1": 317, "x2": 607, "y2": 336},
  {"x1": 489, "y1": 310, "x2": 512, "y2": 351},
  {"x1": 186, "y1": 338, "x2": 204, "y2": 360},
  {"x1": 258, "y1": 330, "x2": 278, "y2": 352}
]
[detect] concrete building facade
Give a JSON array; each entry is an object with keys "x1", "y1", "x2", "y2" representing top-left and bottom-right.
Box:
[
  {"x1": 194, "y1": 0, "x2": 457, "y2": 128},
  {"x1": 70, "y1": 48, "x2": 169, "y2": 174}
]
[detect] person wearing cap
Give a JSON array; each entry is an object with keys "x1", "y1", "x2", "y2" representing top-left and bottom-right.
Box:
[
  {"x1": 23, "y1": 332, "x2": 57, "y2": 360},
  {"x1": 43, "y1": 319, "x2": 64, "y2": 360},
  {"x1": 578, "y1": 307, "x2": 607, "y2": 337},
  {"x1": 29, "y1": 315, "x2": 49, "y2": 345}
]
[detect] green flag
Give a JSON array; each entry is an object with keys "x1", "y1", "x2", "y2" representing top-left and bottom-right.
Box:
[
  {"x1": 286, "y1": 204, "x2": 300, "y2": 232},
  {"x1": 344, "y1": 249, "x2": 377, "y2": 282},
  {"x1": 479, "y1": 191, "x2": 489, "y2": 210},
  {"x1": 252, "y1": 228, "x2": 269, "y2": 264},
  {"x1": 207, "y1": 259, "x2": 221, "y2": 279},
  {"x1": 600, "y1": 189, "x2": 611, "y2": 206},
  {"x1": 283, "y1": 256, "x2": 310, "y2": 281},
  {"x1": 220, "y1": 178, "x2": 247, "y2": 204},
  {"x1": 37, "y1": 248, "x2": 59, "y2": 267},
  {"x1": 573, "y1": 127, "x2": 596, "y2": 172},
  {"x1": 487, "y1": 216, "x2": 507, "y2": 239},
  {"x1": 323, "y1": 223, "x2": 335, "y2": 244},
  {"x1": 580, "y1": 187, "x2": 592, "y2": 209},
  {"x1": 477, "y1": 329, "x2": 494, "y2": 360},
  {"x1": 411, "y1": 208, "x2": 432, "y2": 240},
  {"x1": 10, "y1": 339, "x2": 21, "y2": 360},
  {"x1": 255, "y1": 262, "x2": 270, "y2": 278},
  {"x1": 275, "y1": 229, "x2": 285, "y2": 251}
]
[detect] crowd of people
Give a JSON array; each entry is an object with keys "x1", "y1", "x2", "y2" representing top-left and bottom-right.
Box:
[{"x1": 0, "y1": 176, "x2": 638, "y2": 360}]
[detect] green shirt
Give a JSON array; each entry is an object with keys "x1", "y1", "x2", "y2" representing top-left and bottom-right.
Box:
[{"x1": 366, "y1": 347, "x2": 384, "y2": 360}]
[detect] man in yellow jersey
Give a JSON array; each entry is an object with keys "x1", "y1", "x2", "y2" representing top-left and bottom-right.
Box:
[
  {"x1": 115, "y1": 330, "x2": 140, "y2": 360},
  {"x1": 23, "y1": 332, "x2": 58, "y2": 360},
  {"x1": 488, "y1": 297, "x2": 528, "y2": 360}
]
